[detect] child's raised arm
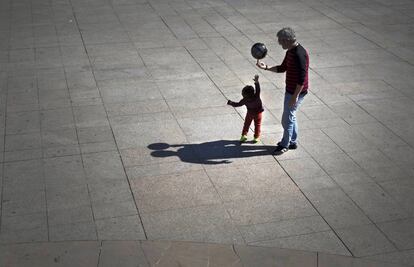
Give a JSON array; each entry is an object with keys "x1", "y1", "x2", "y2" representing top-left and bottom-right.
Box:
[{"x1": 253, "y1": 75, "x2": 261, "y2": 96}]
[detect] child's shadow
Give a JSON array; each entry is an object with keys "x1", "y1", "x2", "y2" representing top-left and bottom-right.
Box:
[{"x1": 148, "y1": 140, "x2": 273, "y2": 165}]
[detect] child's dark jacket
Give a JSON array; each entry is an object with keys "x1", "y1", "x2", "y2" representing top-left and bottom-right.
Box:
[{"x1": 228, "y1": 82, "x2": 264, "y2": 114}]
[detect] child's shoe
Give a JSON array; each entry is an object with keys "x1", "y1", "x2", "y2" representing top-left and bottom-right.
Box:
[
  {"x1": 239, "y1": 135, "x2": 248, "y2": 143},
  {"x1": 253, "y1": 137, "x2": 260, "y2": 143}
]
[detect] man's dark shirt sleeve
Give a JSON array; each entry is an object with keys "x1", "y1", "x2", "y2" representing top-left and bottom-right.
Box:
[
  {"x1": 295, "y1": 46, "x2": 307, "y2": 85},
  {"x1": 276, "y1": 55, "x2": 287, "y2": 73}
]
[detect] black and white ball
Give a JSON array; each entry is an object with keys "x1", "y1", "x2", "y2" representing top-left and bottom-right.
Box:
[{"x1": 251, "y1": 42, "x2": 268, "y2": 60}]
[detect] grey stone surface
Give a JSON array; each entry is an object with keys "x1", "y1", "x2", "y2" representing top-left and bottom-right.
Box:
[
  {"x1": 206, "y1": 163, "x2": 296, "y2": 202},
  {"x1": 313, "y1": 152, "x2": 363, "y2": 176},
  {"x1": 41, "y1": 127, "x2": 78, "y2": 148},
  {"x1": 378, "y1": 218, "x2": 414, "y2": 250},
  {"x1": 279, "y1": 157, "x2": 327, "y2": 179},
  {"x1": 141, "y1": 241, "x2": 242, "y2": 267},
  {"x1": 293, "y1": 173, "x2": 338, "y2": 192},
  {"x1": 224, "y1": 193, "x2": 317, "y2": 226},
  {"x1": 47, "y1": 205, "x2": 94, "y2": 227},
  {"x1": 141, "y1": 204, "x2": 244, "y2": 244},
  {"x1": 120, "y1": 145, "x2": 190, "y2": 167},
  {"x1": 304, "y1": 187, "x2": 372, "y2": 230},
  {"x1": 49, "y1": 221, "x2": 97, "y2": 242},
  {"x1": 96, "y1": 215, "x2": 146, "y2": 240},
  {"x1": 322, "y1": 125, "x2": 376, "y2": 153},
  {"x1": 381, "y1": 145, "x2": 414, "y2": 167},
  {"x1": 77, "y1": 125, "x2": 113, "y2": 144},
  {"x1": 88, "y1": 178, "x2": 131, "y2": 201},
  {"x1": 99, "y1": 241, "x2": 149, "y2": 267},
  {"x1": 0, "y1": 135, "x2": 4, "y2": 162},
  {"x1": 367, "y1": 165, "x2": 414, "y2": 183},
  {"x1": 42, "y1": 144, "x2": 80, "y2": 158},
  {"x1": 97, "y1": 79, "x2": 159, "y2": 103},
  {"x1": 319, "y1": 253, "x2": 407, "y2": 267},
  {"x1": 299, "y1": 128, "x2": 343, "y2": 157},
  {"x1": 365, "y1": 249, "x2": 414, "y2": 267},
  {"x1": 239, "y1": 215, "x2": 330, "y2": 243},
  {"x1": 43, "y1": 155, "x2": 86, "y2": 189},
  {"x1": 112, "y1": 119, "x2": 187, "y2": 149},
  {"x1": 341, "y1": 183, "x2": 410, "y2": 223},
  {"x1": 329, "y1": 171, "x2": 375, "y2": 187},
  {"x1": 73, "y1": 105, "x2": 109, "y2": 128},
  {"x1": 82, "y1": 151, "x2": 127, "y2": 182},
  {"x1": 3, "y1": 159, "x2": 44, "y2": 193},
  {"x1": 93, "y1": 200, "x2": 137, "y2": 220},
  {"x1": 132, "y1": 170, "x2": 221, "y2": 213},
  {"x1": 1, "y1": 189, "x2": 46, "y2": 218},
  {"x1": 235, "y1": 244, "x2": 317, "y2": 267},
  {"x1": 353, "y1": 122, "x2": 407, "y2": 148},
  {"x1": 379, "y1": 178, "x2": 414, "y2": 216},
  {"x1": 0, "y1": 241, "x2": 100, "y2": 266},
  {"x1": 336, "y1": 224, "x2": 397, "y2": 257},
  {"x1": 80, "y1": 140, "x2": 117, "y2": 154},
  {"x1": 1, "y1": 0, "x2": 414, "y2": 265},
  {"x1": 5, "y1": 132, "x2": 41, "y2": 151},
  {"x1": 5, "y1": 111, "x2": 40, "y2": 135},
  {"x1": 40, "y1": 108, "x2": 74, "y2": 131},
  {"x1": 46, "y1": 184, "x2": 90, "y2": 211},
  {"x1": 1, "y1": 212, "x2": 47, "y2": 233},
  {"x1": 252, "y1": 231, "x2": 351, "y2": 256},
  {"x1": 177, "y1": 113, "x2": 245, "y2": 143},
  {"x1": 125, "y1": 159, "x2": 204, "y2": 179}
]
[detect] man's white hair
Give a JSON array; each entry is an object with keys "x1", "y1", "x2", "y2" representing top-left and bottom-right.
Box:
[{"x1": 277, "y1": 27, "x2": 296, "y2": 42}]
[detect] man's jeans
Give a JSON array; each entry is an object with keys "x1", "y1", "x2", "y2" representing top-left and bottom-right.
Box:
[{"x1": 280, "y1": 92, "x2": 305, "y2": 148}]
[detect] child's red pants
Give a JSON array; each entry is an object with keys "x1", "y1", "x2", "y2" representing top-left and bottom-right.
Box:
[{"x1": 242, "y1": 112, "x2": 263, "y2": 138}]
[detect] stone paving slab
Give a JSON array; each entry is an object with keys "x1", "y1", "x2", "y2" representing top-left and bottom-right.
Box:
[
  {"x1": 0, "y1": 240, "x2": 410, "y2": 267},
  {"x1": 1, "y1": 0, "x2": 414, "y2": 266}
]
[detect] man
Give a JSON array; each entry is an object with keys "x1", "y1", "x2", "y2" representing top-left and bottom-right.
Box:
[{"x1": 256, "y1": 27, "x2": 309, "y2": 154}]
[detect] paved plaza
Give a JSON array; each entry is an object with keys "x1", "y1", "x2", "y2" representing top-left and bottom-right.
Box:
[{"x1": 1, "y1": 0, "x2": 414, "y2": 266}]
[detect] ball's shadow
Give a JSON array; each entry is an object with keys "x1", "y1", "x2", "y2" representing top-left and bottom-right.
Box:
[{"x1": 148, "y1": 140, "x2": 273, "y2": 165}]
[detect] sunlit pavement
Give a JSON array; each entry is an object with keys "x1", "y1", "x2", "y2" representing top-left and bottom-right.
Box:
[{"x1": 0, "y1": 0, "x2": 413, "y2": 266}]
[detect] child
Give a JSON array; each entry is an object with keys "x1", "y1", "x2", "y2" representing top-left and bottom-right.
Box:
[{"x1": 227, "y1": 74, "x2": 264, "y2": 143}]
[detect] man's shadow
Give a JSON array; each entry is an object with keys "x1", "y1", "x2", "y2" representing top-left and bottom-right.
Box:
[{"x1": 148, "y1": 140, "x2": 273, "y2": 165}]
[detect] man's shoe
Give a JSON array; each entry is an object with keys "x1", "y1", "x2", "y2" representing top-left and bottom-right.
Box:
[
  {"x1": 240, "y1": 135, "x2": 248, "y2": 143},
  {"x1": 277, "y1": 142, "x2": 297, "y2": 150},
  {"x1": 273, "y1": 145, "x2": 288, "y2": 155},
  {"x1": 288, "y1": 143, "x2": 297, "y2": 149},
  {"x1": 252, "y1": 137, "x2": 260, "y2": 143}
]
